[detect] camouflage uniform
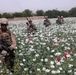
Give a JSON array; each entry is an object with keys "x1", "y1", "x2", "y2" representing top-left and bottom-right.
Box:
[
  {"x1": 26, "y1": 20, "x2": 37, "y2": 33},
  {"x1": 61, "y1": 16, "x2": 64, "y2": 24},
  {"x1": 0, "y1": 18, "x2": 16, "y2": 72},
  {"x1": 56, "y1": 16, "x2": 64, "y2": 24},
  {"x1": 43, "y1": 17, "x2": 51, "y2": 27},
  {"x1": 56, "y1": 16, "x2": 62, "y2": 24}
]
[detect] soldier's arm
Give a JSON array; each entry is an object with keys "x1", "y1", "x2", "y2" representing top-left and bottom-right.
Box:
[
  {"x1": 33, "y1": 23, "x2": 36, "y2": 27},
  {"x1": 43, "y1": 20, "x2": 46, "y2": 25},
  {"x1": 48, "y1": 20, "x2": 51, "y2": 25},
  {"x1": 10, "y1": 33, "x2": 16, "y2": 49},
  {"x1": 32, "y1": 23, "x2": 37, "y2": 29}
]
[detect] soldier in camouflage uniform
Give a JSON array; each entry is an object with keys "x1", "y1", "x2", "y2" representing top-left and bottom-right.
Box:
[
  {"x1": 43, "y1": 16, "x2": 51, "y2": 27},
  {"x1": 56, "y1": 16, "x2": 64, "y2": 24},
  {"x1": 56, "y1": 16, "x2": 61, "y2": 24},
  {"x1": 26, "y1": 20, "x2": 37, "y2": 33},
  {"x1": 0, "y1": 18, "x2": 16, "y2": 72},
  {"x1": 61, "y1": 16, "x2": 64, "y2": 24}
]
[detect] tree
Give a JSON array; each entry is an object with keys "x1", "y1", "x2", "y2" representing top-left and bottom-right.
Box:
[
  {"x1": 52, "y1": 10, "x2": 61, "y2": 18},
  {"x1": 2, "y1": 13, "x2": 14, "y2": 18},
  {"x1": 36, "y1": 10, "x2": 44, "y2": 16},
  {"x1": 44, "y1": 10, "x2": 53, "y2": 18},
  {"x1": 60, "y1": 11, "x2": 69, "y2": 17},
  {"x1": 0, "y1": 14, "x2": 2, "y2": 18},
  {"x1": 69, "y1": 7, "x2": 76, "y2": 17},
  {"x1": 22, "y1": 9, "x2": 32, "y2": 17},
  {"x1": 13, "y1": 12, "x2": 23, "y2": 17}
]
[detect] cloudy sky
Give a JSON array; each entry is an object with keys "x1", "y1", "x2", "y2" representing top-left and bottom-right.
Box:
[{"x1": 0, "y1": 0, "x2": 76, "y2": 12}]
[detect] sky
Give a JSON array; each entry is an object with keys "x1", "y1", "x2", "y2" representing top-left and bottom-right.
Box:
[{"x1": 0, "y1": 0, "x2": 76, "y2": 12}]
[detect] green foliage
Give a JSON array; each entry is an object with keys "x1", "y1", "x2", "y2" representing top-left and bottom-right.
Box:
[
  {"x1": 44, "y1": 10, "x2": 53, "y2": 18},
  {"x1": 44, "y1": 10, "x2": 69, "y2": 18},
  {"x1": 2, "y1": 13, "x2": 14, "y2": 18},
  {"x1": 52, "y1": 10, "x2": 60, "y2": 18},
  {"x1": 0, "y1": 17, "x2": 76, "y2": 75},
  {"x1": 0, "y1": 7, "x2": 76, "y2": 18},
  {"x1": 36, "y1": 10, "x2": 44, "y2": 16},
  {"x1": 69, "y1": 7, "x2": 76, "y2": 17},
  {"x1": 22, "y1": 9, "x2": 32, "y2": 17},
  {"x1": 13, "y1": 12, "x2": 23, "y2": 17},
  {"x1": 60, "y1": 11, "x2": 69, "y2": 17},
  {"x1": 0, "y1": 14, "x2": 2, "y2": 18}
]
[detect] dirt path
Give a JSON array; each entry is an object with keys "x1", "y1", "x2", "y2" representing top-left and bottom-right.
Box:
[{"x1": 8, "y1": 16, "x2": 44, "y2": 21}]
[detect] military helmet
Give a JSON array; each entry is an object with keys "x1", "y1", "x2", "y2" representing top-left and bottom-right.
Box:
[
  {"x1": 44, "y1": 16, "x2": 48, "y2": 20},
  {"x1": 28, "y1": 19, "x2": 32, "y2": 23},
  {"x1": 0, "y1": 18, "x2": 8, "y2": 25},
  {"x1": 61, "y1": 16, "x2": 63, "y2": 19},
  {"x1": 57, "y1": 16, "x2": 60, "y2": 18}
]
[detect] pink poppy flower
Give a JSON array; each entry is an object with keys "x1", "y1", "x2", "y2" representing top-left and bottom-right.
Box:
[
  {"x1": 64, "y1": 52, "x2": 68, "y2": 55},
  {"x1": 52, "y1": 43, "x2": 58, "y2": 47},
  {"x1": 64, "y1": 52, "x2": 68, "y2": 58},
  {"x1": 59, "y1": 39, "x2": 63, "y2": 43},
  {"x1": 69, "y1": 51, "x2": 73, "y2": 55},
  {"x1": 29, "y1": 37, "x2": 33, "y2": 40}
]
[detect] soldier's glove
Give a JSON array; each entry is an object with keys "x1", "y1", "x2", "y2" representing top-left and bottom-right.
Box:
[
  {"x1": 9, "y1": 45, "x2": 14, "y2": 51},
  {"x1": 1, "y1": 50, "x2": 7, "y2": 56}
]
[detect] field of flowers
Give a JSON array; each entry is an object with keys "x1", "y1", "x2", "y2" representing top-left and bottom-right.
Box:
[{"x1": 0, "y1": 17, "x2": 76, "y2": 75}]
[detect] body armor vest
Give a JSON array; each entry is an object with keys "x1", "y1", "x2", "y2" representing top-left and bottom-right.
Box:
[{"x1": 0, "y1": 29, "x2": 12, "y2": 46}]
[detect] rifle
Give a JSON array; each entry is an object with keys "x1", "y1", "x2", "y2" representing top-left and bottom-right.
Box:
[
  {"x1": 0, "y1": 39, "x2": 15, "y2": 57},
  {"x1": 26, "y1": 17, "x2": 29, "y2": 24},
  {"x1": 26, "y1": 17, "x2": 32, "y2": 23},
  {"x1": 26, "y1": 17, "x2": 28, "y2": 20}
]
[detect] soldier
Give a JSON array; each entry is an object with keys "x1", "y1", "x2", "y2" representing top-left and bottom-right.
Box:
[
  {"x1": 56, "y1": 16, "x2": 64, "y2": 24},
  {"x1": 56, "y1": 16, "x2": 61, "y2": 24},
  {"x1": 0, "y1": 18, "x2": 16, "y2": 72},
  {"x1": 61, "y1": 16, "x2": 64, "y2": 24},
  {"x1": 26, "y1": 19, "x2": 37, "y2": 33},
  {"x1": 43, "y1": 16, "x2": 51, "y2": 27}
]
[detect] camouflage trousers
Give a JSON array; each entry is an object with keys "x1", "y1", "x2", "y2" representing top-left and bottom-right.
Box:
[
  {"x1": 4, "y1": 53, "x2": 15, "y2": 70},
  {"x1": 0, "y1": 51, "x2": 15, "y2": 72}
]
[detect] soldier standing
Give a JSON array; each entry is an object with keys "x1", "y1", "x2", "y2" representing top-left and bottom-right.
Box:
[{"x1": 0, "y1": 18, "x2": 16, "y2": 73}]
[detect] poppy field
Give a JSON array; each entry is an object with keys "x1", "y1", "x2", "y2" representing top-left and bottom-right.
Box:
[{"x1": 0, "y1": 17, "x2": 76, "y2": 75}]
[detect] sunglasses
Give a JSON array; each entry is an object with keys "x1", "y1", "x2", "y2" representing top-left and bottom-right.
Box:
[{"x1": 1, "y1": 24, "x2": 8, "y2": 26}]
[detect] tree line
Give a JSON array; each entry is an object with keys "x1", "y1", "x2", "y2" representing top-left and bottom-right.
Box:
[{"x1": 0, "y1": 7, "x2": 76, "y2": 18}]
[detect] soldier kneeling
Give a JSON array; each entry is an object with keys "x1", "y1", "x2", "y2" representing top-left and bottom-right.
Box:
[
  {"x1": 43, "y1": 16, "x2": 51, "y2": 27},
  {"x1": 26, "y1": 20, "x2": 37, "y2": 33}
]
